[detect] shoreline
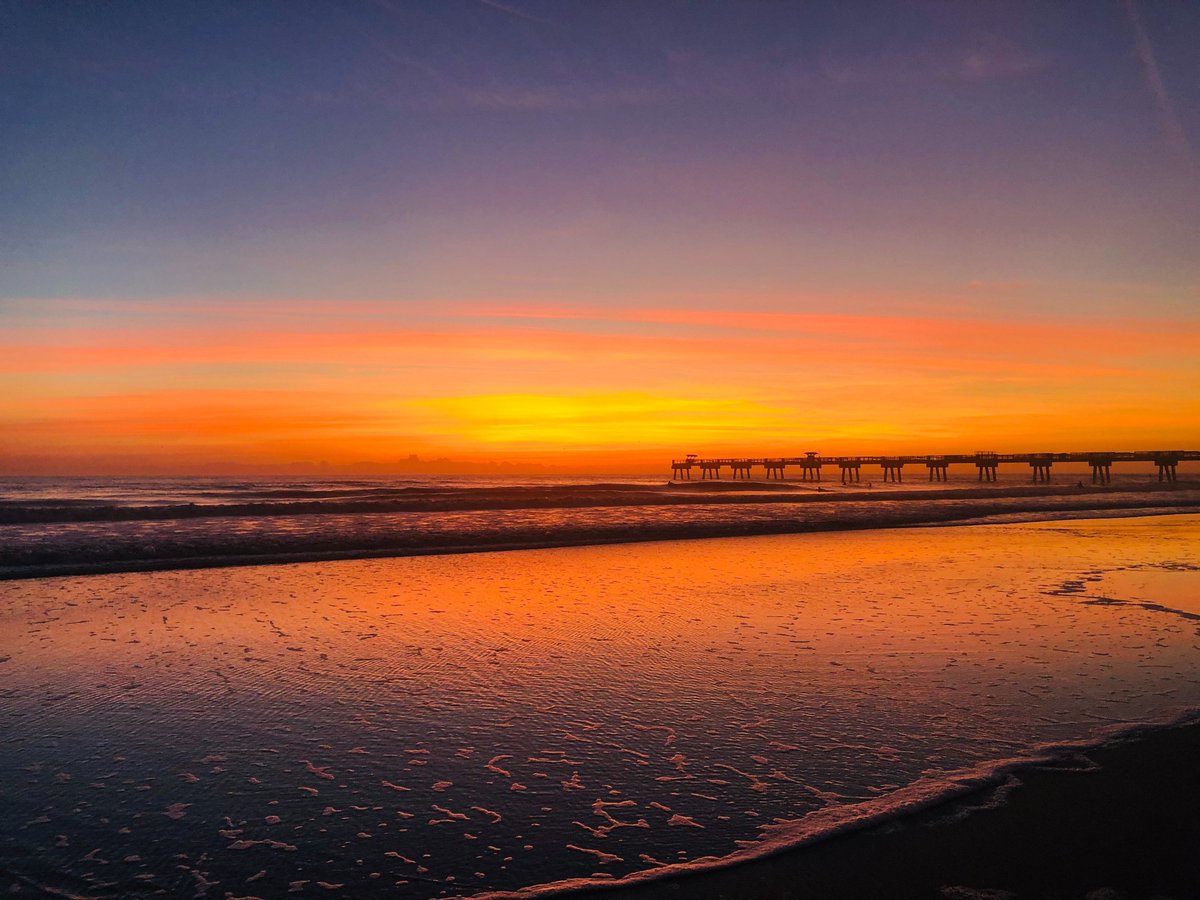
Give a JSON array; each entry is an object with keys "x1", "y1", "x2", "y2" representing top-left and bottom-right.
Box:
[
  {"x1": 475, "y1": 713, "x2": 1200, "y2": 900},
  {"x1": 3, "y1": 499, "x2": 1198, "y2": 581}
]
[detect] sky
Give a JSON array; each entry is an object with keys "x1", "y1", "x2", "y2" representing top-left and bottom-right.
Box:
[{"x1": 2, "y1": 0, "x2": 1198, "y2": 474}]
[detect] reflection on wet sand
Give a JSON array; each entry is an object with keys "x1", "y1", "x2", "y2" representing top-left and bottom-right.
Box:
[{"x1": 1, "y1": 515, "x2": 1198, "y2": 897}]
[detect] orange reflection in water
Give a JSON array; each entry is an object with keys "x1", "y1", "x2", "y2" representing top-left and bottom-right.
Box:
[
  {"x1": 1, "y1": 516, "x2": 1198, "y2": 897},
  {"x1": 5, "y1": 515, "x2": 1198, "y2": 721}
]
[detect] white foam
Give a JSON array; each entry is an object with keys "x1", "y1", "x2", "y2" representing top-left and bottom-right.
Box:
[{"x1": 466, "y1": 708, "x2": 1200, "y2": 900}]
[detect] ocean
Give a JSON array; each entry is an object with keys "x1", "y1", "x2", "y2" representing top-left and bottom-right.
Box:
[
  {"x1": 1, "y1": 474, "x2": 1196, "y2": 580},
  {"x1": 0, "y1": 483, "x2": 1198, "y2": 897}
]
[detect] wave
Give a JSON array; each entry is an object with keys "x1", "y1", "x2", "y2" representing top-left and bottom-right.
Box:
[
  {"x1": 0, "y1": 480, "x2": 1195, "y2": 524},
  {"x1": 0, "y1": 482, "x2": 711, "y2": 523},
  {"x1": 465, "y1": 707, "x2": 1200, "y2": 899},
  {"x1": 3, "y1": 498, "x2": 1199, "y2": 580}
]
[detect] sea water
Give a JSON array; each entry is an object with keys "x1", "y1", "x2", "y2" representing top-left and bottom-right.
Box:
[
  {"x1": 2, "y1": 474, "x2": 1196, "y2": 578},
  {"x1": 1, "y1": 515, "x2": 1198, "y2": 897}
]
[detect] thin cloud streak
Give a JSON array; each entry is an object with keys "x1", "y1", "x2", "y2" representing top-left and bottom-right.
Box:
[
  {"x1": 5, "y1": 300, "x2": 1196, "y2": 467},
  {"x1": 477, "y1": 0, "x2": 552, "y2": 27},
  {"x1": 5, "y1": 310, "x2": 1198, "y2": 376},
  {"x1": 1122, "y1": 0, "x2": 1196, "y2": 170}
]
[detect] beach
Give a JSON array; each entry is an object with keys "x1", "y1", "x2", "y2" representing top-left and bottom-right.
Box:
[
  {"x1": 2, "y1": 509, "x2": 1198, "y2": 898},
  {"x1": 563, "y1": 719, "x2": 1200, "y2": 900},
  {"x1": 10, "y1": 1, "x2": 1200, "y2": 895}
]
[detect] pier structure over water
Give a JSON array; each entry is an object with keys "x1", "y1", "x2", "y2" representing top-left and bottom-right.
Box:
[{"x1": 670, "y1": 451, "x2": 1198, "y2": 484}]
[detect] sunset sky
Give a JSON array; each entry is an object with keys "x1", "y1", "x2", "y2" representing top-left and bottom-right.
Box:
[{"x1": 3, "y1": 1, "x2": 1198, "y2": 474}]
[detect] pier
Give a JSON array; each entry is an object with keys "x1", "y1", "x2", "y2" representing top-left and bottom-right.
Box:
[{"x1": 670, "y1": 451, "x2": 1197, "y2": 484}]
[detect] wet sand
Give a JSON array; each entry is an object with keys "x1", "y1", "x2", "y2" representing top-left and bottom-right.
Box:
[
  {"x1": 565, "y1": 720, "x2": 1200, "y2": 900},
  {"x1": 2, "y1": 515, "x2": 1199, "y2": 898}
]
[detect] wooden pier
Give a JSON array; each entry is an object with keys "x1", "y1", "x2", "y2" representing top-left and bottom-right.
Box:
[{"x1": 670, "y1": 451, "x2": 1198, "y2": 484}]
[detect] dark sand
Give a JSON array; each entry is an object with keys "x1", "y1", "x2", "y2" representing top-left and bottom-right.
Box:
[{"x1": 567, "y1": 722, "x2": 1200, "y2": 900}]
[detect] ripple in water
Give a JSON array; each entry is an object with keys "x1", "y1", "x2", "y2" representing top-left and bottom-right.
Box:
[{"x1": 1, "y1": 515, "x2": 1198, "y2": 897}]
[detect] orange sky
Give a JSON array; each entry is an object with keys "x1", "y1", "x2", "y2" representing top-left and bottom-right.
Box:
[
  {"x1": 3, "y1": 292, "x2": 1198, "y2": 475},
  {"x1": 4, "y1": 3, "x2": 1199, "y2": 476}
]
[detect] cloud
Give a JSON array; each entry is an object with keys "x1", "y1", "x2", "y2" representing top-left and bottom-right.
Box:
[
  {"x1": 5, "y1": 297, "x2": 1197, "y2": 466},
  {"x1": 957, "y1": 45, "x2": 1051, "y2": 81},
  {"x1": 1122, "y1": 0, "x2": 1195, "y2": 170},
  {"x1": 476, "y1": 0, "x2": 551, "y2": 27},
  {"x1": 815, "y1": 35, "x2": 1052, "y2": 88},
  {"x1": 460, "y1": 85, "x2": 665, "y2": 112}
]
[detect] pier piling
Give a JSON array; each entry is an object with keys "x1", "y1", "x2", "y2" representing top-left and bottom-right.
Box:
[
  {"x1": 976, "y1": 451, "x2": 999, "y2": 483},
  {"x1": 1088, "y1": 455, "x2": 1113, "y2": 484},
  {"x1": 1029, "y1": 455, "x2": 1053, "y2": 483},
  {"x1": 1155, "y1": 457, "x2": 1179, "y2": 482}
]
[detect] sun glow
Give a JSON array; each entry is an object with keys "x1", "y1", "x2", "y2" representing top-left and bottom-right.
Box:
[
  {"x1": 3, "y1": 295, "x2": 1199, "y2": 474},
  {"x1": 418, "y1": 392, "x2": 790, "y2": 447}
]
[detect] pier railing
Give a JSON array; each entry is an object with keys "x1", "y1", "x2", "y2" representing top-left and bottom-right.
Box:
[{"x1": 670, "y1": 450, "x2": 1198, "y2": 483}]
